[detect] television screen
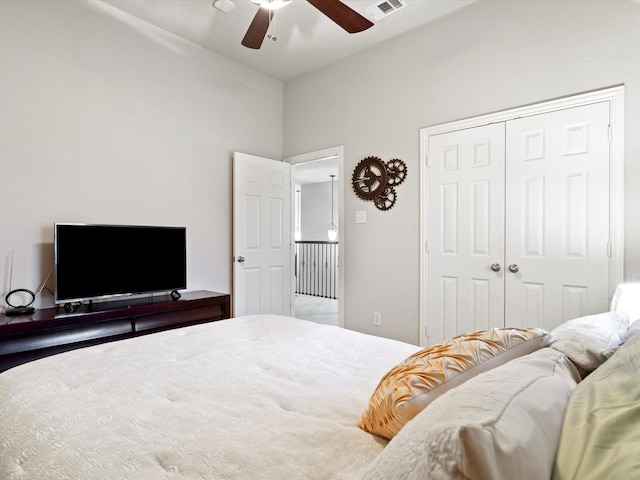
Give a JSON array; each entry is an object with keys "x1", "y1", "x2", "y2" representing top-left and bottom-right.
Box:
[{"x1": 55, "y1": 223, "x2": 186, "y2": 304}]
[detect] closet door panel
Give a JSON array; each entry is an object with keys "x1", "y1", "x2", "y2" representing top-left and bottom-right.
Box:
[
  {"x1": 426, "y1": 123, "x2": 505, "y2": 345},
  {"x1": 504, "y1": 102, "x2": 611, "y2": 331}
]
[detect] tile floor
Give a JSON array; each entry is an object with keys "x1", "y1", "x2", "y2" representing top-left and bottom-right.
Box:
[{"x1": 294, "y1": 294, "x2": 339, "y2": 326}]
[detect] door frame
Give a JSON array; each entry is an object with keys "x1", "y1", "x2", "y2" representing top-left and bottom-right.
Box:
[
  {"x1": 284, "y1": 146, "x2": 345, "y2": 328},
  {"x1": 419, "y1": 85, "x2": 625, "y2": 346}
]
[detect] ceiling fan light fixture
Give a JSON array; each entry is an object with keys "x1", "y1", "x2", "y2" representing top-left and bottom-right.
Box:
[
  {"x1": 243, "y1": 0, "x2": 373, "y2": 50},
  {"x1": 251, "y1": 0, "x2": 292, "y2": 10}
]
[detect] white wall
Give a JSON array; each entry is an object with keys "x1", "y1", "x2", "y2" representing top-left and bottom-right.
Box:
[
  {"x1": 300, "y1": 181, "x2": 339, "y2": 241},
  {"x1": 0, "y1": 0, "x2": 283, "y2": 308},
  {"x1": 283, "y1": 0, "x2": 640, "y2": 345}
]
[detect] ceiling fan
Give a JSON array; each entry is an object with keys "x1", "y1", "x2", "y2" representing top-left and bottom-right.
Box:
[{"x1": 241, "y1": 0, "x2": 374, "y2": 49}]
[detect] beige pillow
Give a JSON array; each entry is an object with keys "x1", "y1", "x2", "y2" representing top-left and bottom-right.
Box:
[
  {"x1": 358, "y1": 327, "x2": 549, "y2": 440},
  {"x1": 362, "y1": 348, "x2": 581, "y2": 480}
]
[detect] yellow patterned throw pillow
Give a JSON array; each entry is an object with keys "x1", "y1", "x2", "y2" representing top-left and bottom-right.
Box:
[{"x1": 358, "y1": 327, "x2": 549, "y2": 440}]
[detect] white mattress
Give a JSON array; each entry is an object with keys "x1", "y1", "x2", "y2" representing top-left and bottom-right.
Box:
[{"x1": 0, "y1": 315, "x2": 420, "y2": 480}]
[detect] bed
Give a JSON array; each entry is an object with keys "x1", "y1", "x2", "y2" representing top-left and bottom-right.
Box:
[
  {"x1": 1, "y1": 309, "x2": 638, "y2": 480},
  {"x1": 0, "y1": 315, "x2": 421, "y2": 480}
]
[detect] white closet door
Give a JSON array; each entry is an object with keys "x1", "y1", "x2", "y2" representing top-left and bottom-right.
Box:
[
  {"x1": 427, "y1": 123, "x2": 506, "y2": 344},
  {"x1": 504, "y1": 101, "x2": 611, "y2": 331}
]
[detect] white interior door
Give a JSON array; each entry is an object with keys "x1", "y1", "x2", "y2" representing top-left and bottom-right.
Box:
[
  {"x1": 233, "y1": 152, "x2": 291, "y2": 317},
  {"x1": 504, "y1": 101, "x2": 611, "y2": 330},
  {"x1": 426, "y1": 101, "x2": 612, "y2": 345},
  {"x1": 421, "y1": 87, "x2": 624, "y2": 347},
  {"x1": 427, "y1": 123, "x2": 506, "y2": 344}
]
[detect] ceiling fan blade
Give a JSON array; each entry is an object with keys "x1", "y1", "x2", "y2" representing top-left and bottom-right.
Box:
[
  {"x1": 241, "y1": 8, "x2": 271, "y2": 49},
  {"x1": 306, "y1": 0, "x2": 374, "y2": 34}
]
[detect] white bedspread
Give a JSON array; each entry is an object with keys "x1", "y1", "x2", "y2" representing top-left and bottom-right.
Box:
[{"x1": 0, "y1": 315, "x2": 420, "y2": 480}]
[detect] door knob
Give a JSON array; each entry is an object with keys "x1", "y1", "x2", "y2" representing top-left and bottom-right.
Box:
[
  {"x1": 236, "y1": 256, "x2": 245, "y2": 263},
  {"x1": 490, "y1": 263, "x2": 501, "y2": 272},
  {"x1": 508, "y1": 264, "x2": 519, "y2": 273}
]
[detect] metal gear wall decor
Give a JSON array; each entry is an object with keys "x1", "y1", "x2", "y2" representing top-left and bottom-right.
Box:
[
  {"x1": 352, "y1": 156, "x2": 388, "y2": 201},
  {"x1": 352, "y1": 156, "x2": 408, "y2": 211},
  {"x1": 386, "y1": 159, "x2": 407, "y2": 186},
  {"x1": 373, "y1": 186, "x2": 397, "y2": 211}
]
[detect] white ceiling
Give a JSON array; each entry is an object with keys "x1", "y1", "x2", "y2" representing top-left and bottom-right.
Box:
[
  {"x1": 293, "y1": 155, "x2": 339, "y2": 185},
  {"x1": 98, "y1": 0, "x2": 475, "y2": 82}
]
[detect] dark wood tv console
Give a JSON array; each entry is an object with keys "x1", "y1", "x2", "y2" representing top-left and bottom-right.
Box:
[{"x1": 0, "y1": 290, "x2": 230, "y2": 372}]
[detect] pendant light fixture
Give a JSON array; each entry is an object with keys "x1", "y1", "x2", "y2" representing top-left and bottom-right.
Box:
[
  {"x1": 295, "y1": 188, "x2": 302, "y2": 241},
  {"x1": 326, "y1": 175, "x2": 338, "y2": 241}
]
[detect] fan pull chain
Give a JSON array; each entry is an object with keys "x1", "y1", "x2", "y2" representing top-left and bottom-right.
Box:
[{"x1": 266, "y1": 9, "x2": 277, "y2": 41}]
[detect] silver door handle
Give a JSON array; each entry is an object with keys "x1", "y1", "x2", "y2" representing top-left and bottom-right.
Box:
[
  {"x1": 236, "y1": 256, "x2": 245, "y2": 263},
  {"x1": 490, "y1": 263, "x2": 501, "y2": 272},
  {"x1": 508, "y1": 264, "x2": 519, "y2": 273}
]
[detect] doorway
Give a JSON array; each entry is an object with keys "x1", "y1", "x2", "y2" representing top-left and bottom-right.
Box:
[{"x1": 286, "y1": 146, "x2": 344, "y2": 327}]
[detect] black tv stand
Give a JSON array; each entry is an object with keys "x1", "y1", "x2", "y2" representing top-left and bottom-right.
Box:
[{"x1": 0, "y1": 290, "x2": 230, "y2": 372}]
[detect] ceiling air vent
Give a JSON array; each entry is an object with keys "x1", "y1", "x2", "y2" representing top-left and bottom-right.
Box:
[{"x1": 365, "y1": 0, "x2": 408, "y2": 21}]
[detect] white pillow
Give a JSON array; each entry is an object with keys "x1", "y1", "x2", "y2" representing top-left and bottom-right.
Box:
[
  {"x1": 361, "y1": 348, "x2": 580, "y2": 480},
  {"x1": 628, "y1": 319, "x2": 640, "y2": 338},
  {"x1": 548, "y1": 311, "x2": 629, "y2": 374},
  {"x1": 610, "y1": 283, "x2": 640, "y2": 324}
]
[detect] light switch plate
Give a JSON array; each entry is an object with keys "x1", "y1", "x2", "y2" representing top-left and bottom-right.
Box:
[{"x1": 355, "y1": 211, "x2": 367, "y2": 224}]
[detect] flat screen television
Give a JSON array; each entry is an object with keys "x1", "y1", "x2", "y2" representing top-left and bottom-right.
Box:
[{"x1": 54, "y1": 223, "x2": 187, "y2": 305}]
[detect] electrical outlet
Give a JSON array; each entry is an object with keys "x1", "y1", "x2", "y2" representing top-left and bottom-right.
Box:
[
  {"x1": 373, "y1": 312, "x2": 382, "y2": 326},
  {"x1": 355, "y1": 211, "x2": 367, "y2": 224}
]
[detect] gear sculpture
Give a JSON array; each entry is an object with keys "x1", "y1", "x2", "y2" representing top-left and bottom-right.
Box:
[{"x1": 352, "y1": 157, "x2": 407, "y2": 211}]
